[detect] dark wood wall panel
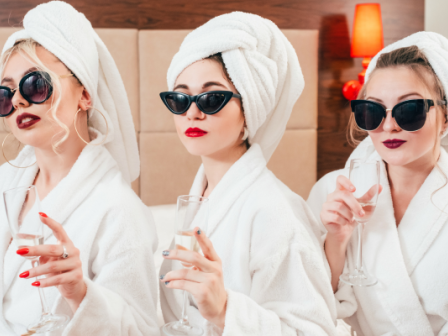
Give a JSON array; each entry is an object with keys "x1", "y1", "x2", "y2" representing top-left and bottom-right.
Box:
[{"x1": 0, "y1": 0, "x2": 424, "y2": 178}]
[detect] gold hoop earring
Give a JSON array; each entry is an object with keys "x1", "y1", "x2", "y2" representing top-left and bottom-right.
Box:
[
  {"x1": 74, "y1": 107, "x2": 109, "y2": 146},
  {"x1": 1, "y1": 132, "x2": 36, "y2": 168}
]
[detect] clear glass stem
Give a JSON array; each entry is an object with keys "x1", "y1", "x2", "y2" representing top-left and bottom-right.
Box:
[
  {"x1": 180, "y1": 290, "x2": 189, "y2": 326},
  {"x1": 32, "y1": 259, "x2": 50, "y2": 315},
  {"x1": 356, "y1": 222, "x2": 364, "y2": 272}
]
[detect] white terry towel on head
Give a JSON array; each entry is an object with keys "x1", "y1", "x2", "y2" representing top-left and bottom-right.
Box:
[
  {"x1": 167, "y1": 11, "x2": 304, "y2": 161},
  {"x1": 2, "y1": 0, "x2": 139, "y2": 183},
  {"x1": 307, "y1": 31, "x2": 448, "y2": 336}
]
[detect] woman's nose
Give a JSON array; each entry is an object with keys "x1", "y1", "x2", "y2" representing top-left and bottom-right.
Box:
[
  {"x1": 11, "y1": 89, "x2": 30, "y2": 111},
  {"x1": 382, "y1": 109, "x2": 401, "y2": 132},
  {"x1": 185, "y1": 102, "x2": 205, "y2": 120}
]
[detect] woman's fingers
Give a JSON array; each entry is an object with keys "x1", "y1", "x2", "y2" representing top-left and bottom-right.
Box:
[
  {"x1": 32, "y1": 270, "x2": 82, "y2": 288},
  {"x1": 336, "y1": 175, "x2": 355, "y2": 192},
  {"x1": 193, "y1": 227, "x2": 221, "y2": 263},
  {"x1": 164, "y1": 279, "x2": 203, "y2": 297},
  {"x1": 323, "y1": 202, "x2": 354, "y2": 223},
  {"x1": 329, "y1": 189, "x2": 364, "y2": 218},
  {"x1": 17, "y1": 244, "x2": 65, "y2": 258},
  {"x1": 161, "y1": 268, "x2": 208, "y2": 283},
  {"x1": 20, "y1": 258, "x2": 79, "y2": 279},
  {"x1": 162, "y1": 249, "x2": 215, "y2": 273},
  {"x1": 39, "y1": 213, "x2": 70, "y2": 243}
]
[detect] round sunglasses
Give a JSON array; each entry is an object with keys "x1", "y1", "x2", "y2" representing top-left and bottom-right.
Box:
[
  {"x1": 351, "y1": 99, "x2": 447, "y2": 132},
  {"x1": 160, "y1": 91, "x2": 242, "y2": 115},
  {"x1": 0, "y1": 71, "x2": 73, "y2": 117}
]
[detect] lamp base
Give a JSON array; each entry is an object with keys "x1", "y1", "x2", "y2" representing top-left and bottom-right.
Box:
[{"x1": 342, "y1": 57, "x2": 372, "y2": 100}]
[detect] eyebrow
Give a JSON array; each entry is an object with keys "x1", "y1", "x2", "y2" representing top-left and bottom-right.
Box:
[
  {"x1": 1, "y1": 66, "x2": 39, "y2": 85},
  {"x1": 173, "y1": 81, "x2": 229, "y2": 92}
]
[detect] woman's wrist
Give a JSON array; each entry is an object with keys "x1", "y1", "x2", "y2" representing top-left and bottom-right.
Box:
[
  {"x1": 210, "y1": 298, "x2": 227, "y2": 330},
  {"x1": 64, "y1": 280, "x2": 87, "y2": 313}
]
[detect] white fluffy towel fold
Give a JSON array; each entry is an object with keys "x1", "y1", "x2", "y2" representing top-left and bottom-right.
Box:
[
  {"x1": 2, "y1": 1, "x2": 139, "y2": 183},
  {"x1": 167, "y1": 11, "x2": 304, "y2": 161},
  {"x1": 353, "y1": 31, "x2": 448, "y2": 158}
]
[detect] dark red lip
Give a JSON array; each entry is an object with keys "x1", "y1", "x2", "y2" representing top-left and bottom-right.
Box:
[
  {"x1": 16, "y1": 113, "x2": 41, "y2": 129},
  {"x1": 185, "y1": 127, "x2": 207, "y2": 138},
  {"x1": 382, "y1": 139, "x2": 407, "y2": 149}
]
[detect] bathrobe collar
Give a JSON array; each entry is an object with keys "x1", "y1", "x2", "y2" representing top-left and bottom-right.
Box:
[
  {"x1": 347, "y1": 142, "x2": 448, "y2": 335},
  {"x1": 1, "y1": 130, "x2": 117, "y2": 306},
  {"x1": 189, "y1": 144, "x2": 266, "y2": 237}
]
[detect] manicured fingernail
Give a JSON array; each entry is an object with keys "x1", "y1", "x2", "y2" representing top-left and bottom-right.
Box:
[
  {"x1": 359, "y1": 211, "x2": 365, "y2": 217},
  {"x1": 38, "y1": 212, "x2": 47, "y2": 218},
  {"x1": 19, "y1": 271, "x2": 29, "y2": 278},
  {"x1": 16, "y1": 248, "x2": 29, "y2": 255},
  {"x1": 32, "y1": 281, "x2": 40, "y2": 287},
  {"x1": 159, "y1": 275, "x2": 165, "y2": 280},
  {"x1": 165, "y1": 281, "x2": 170, "y2": 285},
  {"x1": 162, "y1": 250, "x2": 169, "y2": 257},
  {"x1": 197, "y1": 229, "x2": 201, "y2": 235}
]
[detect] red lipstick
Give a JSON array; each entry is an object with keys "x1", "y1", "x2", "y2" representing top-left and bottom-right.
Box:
[
  {"x1": 185, "y1": 127, "x2": 207, "y2": 138},
  {"x1": 383, "y1": 139, "x2": 407, "y2": 149},
  {"x1": 16, "y1": 113, "x2": 41, "y2": 129}
]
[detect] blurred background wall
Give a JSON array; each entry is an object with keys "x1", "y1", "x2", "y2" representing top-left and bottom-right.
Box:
[{"x1": 0, "y1": 0, "x2": 425, "y2": 179}]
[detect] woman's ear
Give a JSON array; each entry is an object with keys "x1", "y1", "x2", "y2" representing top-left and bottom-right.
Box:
[{"x1": 78, "y1": 88, "x2": 92, "y2": 111}]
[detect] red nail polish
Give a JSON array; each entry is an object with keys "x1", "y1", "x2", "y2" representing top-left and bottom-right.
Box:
[
  {"x1": 19, "y1": 271, "x2": 29, "y2": 278},
  {"x1": 16, "y1": 248, "x2": 29, "y2": 255},
  {"x1": 32, "y1": 281, "x2": 40, "y2": 287},
  {"x1": 39, "y1": 212, "x2": 48, "y2": 218}
]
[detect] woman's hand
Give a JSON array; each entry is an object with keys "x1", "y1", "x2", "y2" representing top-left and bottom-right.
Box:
[
  {"x1": 16, "y1": 212, "x2": 86, "y2": 312},
  {"x1": 161, "y1": 227, "x2": 227, "y2": 329},
  {"x1": 321, "y1": 175, "x2": 382, "y2": 291}
]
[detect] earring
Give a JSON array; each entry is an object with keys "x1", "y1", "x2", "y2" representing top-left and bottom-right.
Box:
[
  {"x1": 242, "y1": 127, "x2": 249, "y2": 141},
  {"x1": 2, "y1": 132, "x2": 36, "y2": 168},
  {"x1": 74, "y1": 107, "x2": 109, "y2": 146}
]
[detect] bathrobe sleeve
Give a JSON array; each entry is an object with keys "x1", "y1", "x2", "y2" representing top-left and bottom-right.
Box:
[
  {"x1": 59, "y1": 199, "x2": 160, "y2": 335},
  {"x1": 307, "y1": 172, "x2": 358, "y2": 320},
  {"x1": 221, "y1": 205, "x2": 337, "y2": 336}
]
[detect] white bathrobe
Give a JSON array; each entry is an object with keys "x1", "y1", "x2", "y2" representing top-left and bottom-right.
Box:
[
  {"x1": 160, "y1": 144, "x2": 337, "y2": 336},
  {"x1": 307, "y1": 146, "x2": 448, "y2": 336},
  {"x1": 0, "y1": 133, "x2": 160, "y2": 336}
]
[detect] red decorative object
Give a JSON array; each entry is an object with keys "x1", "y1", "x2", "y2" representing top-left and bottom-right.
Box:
[{"x1": 342, "y1": 3, "x2": 384, "y2": 100}]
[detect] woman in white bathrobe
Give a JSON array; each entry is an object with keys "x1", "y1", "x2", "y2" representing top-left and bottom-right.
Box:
[
  {"x1": 159, "y1": 12, "x2": 337, "y2": 336},
  {"x1": 307, "y1": 33, "x2": 448, "y2": 336},
  {"x1": 0, "y1": 2, "x2": 159, "y2": 335}
]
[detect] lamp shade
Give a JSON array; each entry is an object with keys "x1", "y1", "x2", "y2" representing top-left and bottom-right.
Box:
[{"x1": 351, "y1": 3, "x2": 384, "y2": 58}]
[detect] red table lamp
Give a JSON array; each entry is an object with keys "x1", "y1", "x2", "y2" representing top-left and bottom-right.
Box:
[{"x1": 342, "y1": 3, "x2": 384, "y2": 100}]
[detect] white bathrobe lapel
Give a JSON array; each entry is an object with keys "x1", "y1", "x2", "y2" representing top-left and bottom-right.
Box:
[
  {"x1": 189, "y1": 144, "x2": 266, "y2": 237},
  {"x1": 397, "y1": 149, "x2": 448, "y2": 275},
  {"x1": 1, "y1": 132, "x2": 117, "y2": 301},
  {"x1": 352, "y1": 148, "x2": 440, "y2": 335}
]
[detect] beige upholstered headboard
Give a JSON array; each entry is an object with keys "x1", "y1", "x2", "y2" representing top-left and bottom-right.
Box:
[{"x1": 0, "y1": 28, "x2": 318, "y2": 206}]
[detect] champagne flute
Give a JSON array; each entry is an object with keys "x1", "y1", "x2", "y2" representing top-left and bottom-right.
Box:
[
  {"x1": 4, "y1": 185, "x2": 69, "y2": 333},
  {"x1": 340, "y1": 159, "x2": 380, "y2": 287},
  {"x1": 162, "y1": 195, "x2": 209, "y2": 336}
]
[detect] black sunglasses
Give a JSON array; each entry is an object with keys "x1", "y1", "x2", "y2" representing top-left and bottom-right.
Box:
[
  {"x1": 0, "y1": 71, "x2": 73, "y2": 117},
  {"x1": 351, "y1": 99, "x2": 447, "y2": 132},
  {"x1": 160, "y1": 91, "x2": 242, "y2": 115}
]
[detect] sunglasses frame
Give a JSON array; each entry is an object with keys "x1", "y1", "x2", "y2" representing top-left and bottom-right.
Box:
[
  {"x1": 351, "y1": 99, "x2": 447, "y2": 132},
  {"x1": 0, "y1": 71, "x2": 73, "y2": 117},
  {"x1": 160, "y1": 90, "x2": 242, "y2": 115}
]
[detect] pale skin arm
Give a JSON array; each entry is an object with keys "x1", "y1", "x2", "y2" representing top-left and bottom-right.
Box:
[
  {"x1": 321, "y1": 176, "x2": 382, "y2": 291},
  {"x1": 161, "y1": 227, "x2": 227, "y2": 329},
  {"x1": 17, "y1": 212, "x2": 87, "y2": 313}
]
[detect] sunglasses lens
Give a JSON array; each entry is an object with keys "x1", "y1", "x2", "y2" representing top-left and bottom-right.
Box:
[
  {"x1": 0, "y1": 88, "x2": 13, "y2": 116},
  {"x1": 394, "y1": 100, "x2": 426, "y2": 132},
  {"x1": 197, "y1": 93, "x2": 226, "y2": 114},
  {"x1": 354, "y1": 102, "x2": 384, "y2": 131},
  {"x1": 22, "y1": 72, "x2": 51, "y2": 103},
  {"x1": 165, "y1": 93, "x2": 189, "y2": 114}
]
